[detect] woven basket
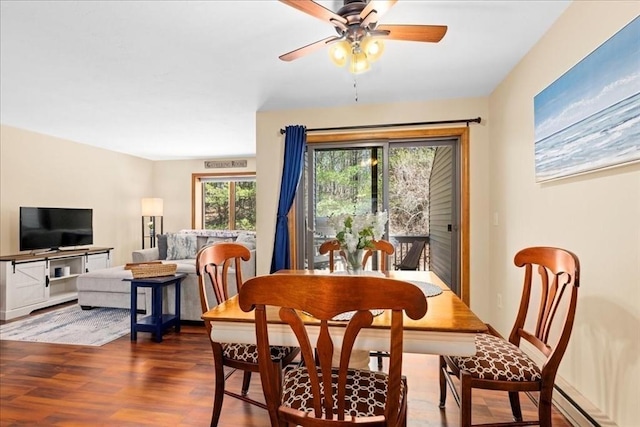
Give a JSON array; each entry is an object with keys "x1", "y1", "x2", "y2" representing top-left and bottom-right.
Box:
[
  {"x1": 124, "y1": 261, "x2": 162, "y2": 270},
  {"x1": 130, "y1": 263, "x2": 177, "y2": 279}
]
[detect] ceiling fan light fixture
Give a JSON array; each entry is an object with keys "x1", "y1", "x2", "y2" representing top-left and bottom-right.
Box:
[
  {"x1": 278, "y1": 0, "x2": 448, "y2": 74},
  {"x1": 349, "y1": 50, "x2": 370, "y2": 74},
  {"x1": 361, "y1": 37, "x2": 384, "y2": 62},
  {"x1": 329, "y1": 40, "x2": 351, "y2": 67}
]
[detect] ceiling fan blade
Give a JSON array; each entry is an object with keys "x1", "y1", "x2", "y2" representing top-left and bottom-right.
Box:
[
  {"x1": 360, "y1": 0, "x2": 398, "y2": 27},
  {"x1": 376, "y1": 24, "x2": 448, "y2": 43},
  {"x1": 279, "y1": 36, "x2": 341, "y2": 62},
  {"x1": 279, "y1": 0, "x2": 347, "y2": 26}
]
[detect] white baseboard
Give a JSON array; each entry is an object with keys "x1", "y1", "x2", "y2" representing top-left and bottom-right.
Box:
[
  {"x1": 553, "y1": 375, "x2": 617, "y2": 427},
  {"x1": 519, "y1": 341, "x2": 617, "y2": 427}
]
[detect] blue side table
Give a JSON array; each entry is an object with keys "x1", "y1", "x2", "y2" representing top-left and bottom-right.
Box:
[{"x1": 125, "y1": 273, "x2": 186, "y2": 343}]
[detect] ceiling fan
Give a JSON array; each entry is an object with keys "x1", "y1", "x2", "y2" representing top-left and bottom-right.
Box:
[{"x1": 279, "y1": 0, "x2": 447, "y2": 73}]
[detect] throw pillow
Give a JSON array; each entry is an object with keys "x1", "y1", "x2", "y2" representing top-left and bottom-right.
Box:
[
  {"x1": 166, "y1": 234, "x2": 198, "y2": 260},
  {"x1": 157, "y1": 234, "x2": 168, "y2": 260},
  {"x1": 205, "y1": 236, "x2": 233, "y2": 246},
  {"x1": 237, "y1": 241, "x2": 256, "y2": 250},
  {"x1": 235, "y1": 232, "x2": 257, "y2": 251},
  {"x1": 236, "y1": 231, "x2": 256, "y2": 243}
]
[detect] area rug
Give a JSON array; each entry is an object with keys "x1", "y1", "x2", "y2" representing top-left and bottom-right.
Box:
[{"x1": 0, "y1": 304, "x2": 132, "y2": 346}]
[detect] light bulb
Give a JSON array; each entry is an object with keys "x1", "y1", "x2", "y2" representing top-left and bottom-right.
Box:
[
  {"x1": 329, "y1": 40, "x2": 350, "y2": 67},
  {"x1": 349, "y1": 50, "x2": 370, "y2": 74},
  {"x1": 361, "y1": 37, "x2": 384, "y2": 62}
]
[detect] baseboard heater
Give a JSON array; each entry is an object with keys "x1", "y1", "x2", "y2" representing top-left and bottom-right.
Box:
[{"x1": 522, "y1": 386, "x2": 601, "y2": 427}]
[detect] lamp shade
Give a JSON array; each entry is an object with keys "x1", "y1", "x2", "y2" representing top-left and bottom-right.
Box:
[
  {"x1": 362, "y1": 37, "x2": 384, "y2": 62},
  {"x1": 329, "y1": 40, "x2": 351, "y2": 67},
  {"x1": 349, "y1": 50, "x2": 370, "y2": 74},
  {"x1": 141, "y1": 198, "x2": 163, "y2": 216}
]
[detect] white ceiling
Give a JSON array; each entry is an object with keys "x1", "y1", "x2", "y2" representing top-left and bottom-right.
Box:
[{"x1": 0, "y1": 0, "x2": 570, "y2": 160}]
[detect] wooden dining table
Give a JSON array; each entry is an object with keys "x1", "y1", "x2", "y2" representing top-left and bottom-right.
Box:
[{"x1": 201, "y1": 269, "x2": 488, "y2": 357}]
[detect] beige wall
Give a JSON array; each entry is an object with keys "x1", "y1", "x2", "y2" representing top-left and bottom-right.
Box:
[
  {"x1": 256, "y1": 98, "x2": 492, "y2": 319},
  {"x1": 0, "y1": 125, "x2": 153, "y2": 266},
  {"x1": 488, "y1": 2, "x2": 640, "y2": 425}
]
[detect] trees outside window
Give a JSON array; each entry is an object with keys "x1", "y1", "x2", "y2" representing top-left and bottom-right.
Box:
[
  {"x1": 310, "y1": 146, "x2": 435, "y2": 237},
  {"x1": 388, "y1": 146, "x2": 435, "y2": 236},
  {"x1": 202, "y1": 178, "x2": 256, "y2": 230}
]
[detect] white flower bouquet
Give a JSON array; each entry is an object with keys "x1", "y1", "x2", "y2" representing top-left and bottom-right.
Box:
[{"x1": 328, "y1": 211, "x2": 389, "y2": 253}]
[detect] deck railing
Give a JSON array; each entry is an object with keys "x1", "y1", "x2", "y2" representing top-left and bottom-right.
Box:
[{"x1": 389, "y1": 235, "x2": 430, "y2": 271}]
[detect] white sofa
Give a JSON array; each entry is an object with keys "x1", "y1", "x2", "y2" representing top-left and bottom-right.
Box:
[{"x1": 76, "y1": 230, "x2": 256, "y2": 321}]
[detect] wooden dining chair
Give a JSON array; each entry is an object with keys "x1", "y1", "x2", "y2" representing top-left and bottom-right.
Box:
[
  {"x1": 239, "y1": 274, "x2": 428, "y2": 427},
  {"x1": 318, "y1": 239, "x2": 341, "y2": 271},
  {"x1": 439, "y1": 246, "x2": 580, "y2": 427},
  {"x1": 196, "y1": 242, "x2": 300, "y2": 426},
  {"x1": 363, "y1": 239, "x2": 395, "y2": 271},
  {"x1": 320, "y1": 239, "x2": 395, "y2": 272}
]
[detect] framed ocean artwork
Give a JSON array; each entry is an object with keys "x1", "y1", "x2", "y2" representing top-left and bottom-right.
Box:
[{"x1": 534, "y1": 16, "x2": 640, "y2": 182}]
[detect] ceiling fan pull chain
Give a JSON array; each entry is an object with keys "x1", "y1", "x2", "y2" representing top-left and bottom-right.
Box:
[{"x1": 353, "y1": 77, "x2": 359, "y2": 102}]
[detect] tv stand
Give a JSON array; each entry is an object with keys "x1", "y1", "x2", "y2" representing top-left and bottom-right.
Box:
[{"x1": 0, "y1": 247, "x2": 113, "y2": 321}]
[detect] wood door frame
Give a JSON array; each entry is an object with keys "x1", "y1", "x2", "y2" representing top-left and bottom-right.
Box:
[{"x1": 290, "y1": 126, "x2": 471, "y2": 305}]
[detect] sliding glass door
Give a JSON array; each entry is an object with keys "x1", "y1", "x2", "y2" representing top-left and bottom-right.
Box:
[{"x1": 297, "y1": 137, "x2": 460, "y2": 293}]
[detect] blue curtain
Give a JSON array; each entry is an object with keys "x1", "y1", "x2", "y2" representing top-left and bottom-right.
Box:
[{"x1": 270, "y1": 125, "x2": 306, "y2": 273}]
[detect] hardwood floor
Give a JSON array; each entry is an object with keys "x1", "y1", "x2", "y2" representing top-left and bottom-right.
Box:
[{"x1": 0, "y1": 322, "x2": 573, "y2": 426}]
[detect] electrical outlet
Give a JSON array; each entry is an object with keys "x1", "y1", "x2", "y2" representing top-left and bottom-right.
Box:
[{"x1": 497, "y1": 293, "x2": 503, "y2": 309}]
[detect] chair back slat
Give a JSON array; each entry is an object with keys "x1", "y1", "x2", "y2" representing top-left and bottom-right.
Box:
[
  {"x1": 336, "y1": 310, "x2": 375, "y2": 418},
  {"x1": 239, "y1": 274, "x2": 427, "y2": 425},
  {"x1": 534, "y1": 264, "x2": 550, "y2": 339},
  {"x1": 279, "y1": 307, "x2": 325, "y2": 416},
  {"x1": 253, "y1": 305, "x2": 282, "y2": 416},
  {"x1": 385, "y1": 310, "x2": 404, "y2": 421},
  {"x1": 541, "y1": 273, "x2": 567, "y2": 345}
]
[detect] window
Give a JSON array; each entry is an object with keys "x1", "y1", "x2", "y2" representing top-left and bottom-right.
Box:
[{"x1": 192, "y1": 174, "x2": 256, "y2": 231}]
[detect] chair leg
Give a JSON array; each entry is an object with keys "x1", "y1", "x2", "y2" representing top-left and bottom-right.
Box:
[
  {"x1": 460, "y1": 372, "x2": 472, "y2": 427},
  {"x1": 211, "y1": 360, "x2": 225, "y2": 427},
  {"x1": 538, "y1": 387, "x2": 554, "y2": 427},
  {"x1": 508, "y1": 391, "x2": 523, "y2": 422},
  {"x1": 378, "y1": 354, "x2": 383, "y2": 371},
  {"x1": 438, "y1": 356, "x2": 447, "y2": 408},
  {"x1": 241, "y1": 371, "x2": 252, "y2": 396}
]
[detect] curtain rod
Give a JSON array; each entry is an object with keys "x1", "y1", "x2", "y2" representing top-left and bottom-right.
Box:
[{"x1": 279, "y1": 117, "x2": 481, "y2": 134}]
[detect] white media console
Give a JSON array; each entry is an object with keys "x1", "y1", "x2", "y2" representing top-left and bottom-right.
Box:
[{"x1": 0, "y1": 247, "x2": 113, "y2": 320}]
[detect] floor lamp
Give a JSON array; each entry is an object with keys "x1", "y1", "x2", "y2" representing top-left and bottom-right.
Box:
[{"x1": 141, "y1": 198, "x2": 163, "y2": 248}]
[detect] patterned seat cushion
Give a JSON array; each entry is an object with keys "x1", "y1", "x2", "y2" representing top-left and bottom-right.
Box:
[
  {"x1": 222, "y1": 343, "x2": 295, "y2": 364},
  {"x1": 449, "y1": 333, "x2": 542, "y2": 382},
  {"x1": 281, "y1": 367, "x2": 406, "y2": 418}
]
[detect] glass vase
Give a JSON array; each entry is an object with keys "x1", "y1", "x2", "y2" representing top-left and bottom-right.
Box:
[{"x1": 342, "y1": 249, "x2": 365, "y2": 275}]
